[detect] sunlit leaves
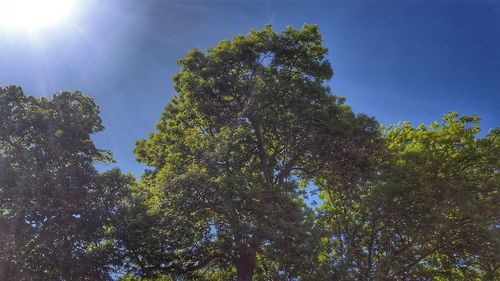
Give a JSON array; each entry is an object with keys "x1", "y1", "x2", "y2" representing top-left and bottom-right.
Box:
[
  {"x1": 318, "y1": 113, "x2": 499, "y2": 280},
  {"x1": 128, "y1": 25, "x2": 379, "y2": 280}
]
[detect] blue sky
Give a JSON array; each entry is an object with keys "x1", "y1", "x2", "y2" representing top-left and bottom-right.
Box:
[{"x1": 1, "y1": 0, "x2": 499, "y2": 176}]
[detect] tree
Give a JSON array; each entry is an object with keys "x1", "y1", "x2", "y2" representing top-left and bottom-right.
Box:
[
  {"x1": 130, "y1": 25, "x2": 380, "y2": 281},
  {"x1": 317, "y1": 113, "x2": 499, "y2": 280},
  {"x1": 0, "y1": 86, "x2": 134, "y2": 280}
]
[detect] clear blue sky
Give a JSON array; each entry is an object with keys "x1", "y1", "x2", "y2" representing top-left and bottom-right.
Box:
[{"x1": 1, "y1": 0, "x2": 499, "y2": 176}]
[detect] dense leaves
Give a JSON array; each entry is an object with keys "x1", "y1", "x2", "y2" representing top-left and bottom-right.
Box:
[
  {"x1": 130, "y1": 25, "x2": 380, "y2": 281},
  {"x1": 0, "y1": 86, "x2": 133, "y2": 281},
  {"x1": 317, "y1": 113, "x2": 499, "y2": 280},
  {"x1": 1, "y1": 25, "x2": 498, "y2": 281}
]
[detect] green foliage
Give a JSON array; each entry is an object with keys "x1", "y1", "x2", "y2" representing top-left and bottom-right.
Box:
[
  {"x1": 317, "y1": 113, "x2": 499, "y2": 280},
  {"x1": 128, "y1": 25, "x2": 379, "y2": 281},
  {"x1": 2, "y1": 26, "x2": 497, "y2": 281},
  {"x1": 0, "y1": 86, "x2": 134, "y2": 280}
]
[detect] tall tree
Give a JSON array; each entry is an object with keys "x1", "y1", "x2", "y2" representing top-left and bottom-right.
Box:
[
  {"x1": 0, "y1": 86, "x2": 133, "y2": 280},
  {"x1": 317, "y1": 113, "x2": 499, "y2": 280},
  {"x1": 131, "y1": 25, "x2": 380, "y2": 280}
]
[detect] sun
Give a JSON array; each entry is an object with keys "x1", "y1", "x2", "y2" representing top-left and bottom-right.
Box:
[{"x1": 0, "y1": 0, "x2": 79, "y2": 33}]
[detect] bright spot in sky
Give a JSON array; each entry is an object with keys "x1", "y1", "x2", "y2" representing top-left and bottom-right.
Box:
[{"x1": 0, "y1": 0, "x2": 79, "y2": 33}]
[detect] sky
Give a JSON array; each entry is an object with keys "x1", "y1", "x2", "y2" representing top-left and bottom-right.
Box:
[{"x1": 1, "y1": 0, "x2": 499, "y2": 177}]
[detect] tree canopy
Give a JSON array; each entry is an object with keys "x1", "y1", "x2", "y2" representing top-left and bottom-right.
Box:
[
  {"x1": 0, "y1": 86, "x2": 133, "y2": 281},
  {"x1": 1, "y1": 25, "x2": 498, "y2": 281},
  {"x1": 317, "y1": 113, "x2": 499, "y2": 280},
  {"x1": 130, "y1": 25, "x2": 380, "y2": 281}
]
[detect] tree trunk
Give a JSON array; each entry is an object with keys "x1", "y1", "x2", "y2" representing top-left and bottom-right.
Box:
[{"x1": 236, "y1": 247, "x2": 256, "y2": 281}]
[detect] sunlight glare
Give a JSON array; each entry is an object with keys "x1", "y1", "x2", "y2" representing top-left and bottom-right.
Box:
[{"x1": 0, "y1": 0, "x2": 79, "y2": 33}]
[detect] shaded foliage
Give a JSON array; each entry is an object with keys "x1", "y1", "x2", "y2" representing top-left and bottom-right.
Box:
[{"x1": 0, "y1": 86, "x2": 133, "y2": 281}]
